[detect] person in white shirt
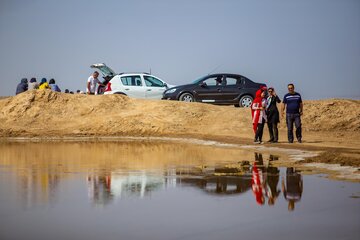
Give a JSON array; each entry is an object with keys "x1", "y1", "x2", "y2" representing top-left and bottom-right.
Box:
[{"x1": 87, "y1": 71, "x2": 103, "y2": 95}]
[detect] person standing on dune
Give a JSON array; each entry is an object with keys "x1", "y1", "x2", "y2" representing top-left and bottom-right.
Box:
[
  {"x1": 251, "y1": 88, "x2": 267, "y2": 144},
  {"x1": 282, "y1": 83, "x2": 303, "y2": 143},
  {"x1": 87, "y1": 71, "x2": 103, "y2": 95},
  {"x1": 266, "y1": 87, "x2": 281, "y2": 143}
]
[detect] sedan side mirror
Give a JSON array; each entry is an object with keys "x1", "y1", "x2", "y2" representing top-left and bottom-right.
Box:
[
  {"x1": 163, "y1": 83, "x2": 168, "y2": 88},
  {"x1": 200, "y1": 82, "x2": 206, "y2": 87}
]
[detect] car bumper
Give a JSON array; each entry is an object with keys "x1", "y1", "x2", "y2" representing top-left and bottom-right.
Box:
[{"x1": 161, "y1": 93, "x2": 178, "y2": 100}]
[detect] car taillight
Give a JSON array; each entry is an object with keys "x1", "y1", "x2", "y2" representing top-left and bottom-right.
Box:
[{"x1": 105, "y1": 82, "x2": 112, "y2": 92}]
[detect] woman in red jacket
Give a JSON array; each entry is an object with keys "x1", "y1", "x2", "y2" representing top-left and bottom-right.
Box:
[{"x1": 251, "y1": 89, "x2": 268, "y2": 144}]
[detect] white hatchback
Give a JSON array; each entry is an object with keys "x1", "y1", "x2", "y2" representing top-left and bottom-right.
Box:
[{"x1": 91, "y1": 63, "x2": 173, "y2": 99}]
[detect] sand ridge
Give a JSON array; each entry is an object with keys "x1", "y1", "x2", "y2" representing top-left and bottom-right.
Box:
[{"x1": 1, "y1": 90, "x2": 359, "y2": 137}]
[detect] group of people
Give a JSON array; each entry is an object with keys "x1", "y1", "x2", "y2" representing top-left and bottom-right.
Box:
[
  {"x1": 15, "y1": 77, "x2": 86, "y2": 95},
  {"x1": 251, "y1": 83, "x2": 303, "y2": 144},
  {"x1": 16, "y1": 78, "x2": 61, "y2": 95}
]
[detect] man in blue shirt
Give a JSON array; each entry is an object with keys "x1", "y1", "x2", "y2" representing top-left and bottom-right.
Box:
[{"x1": 281, "y1": 84, "x2": 303, "y2": 143}]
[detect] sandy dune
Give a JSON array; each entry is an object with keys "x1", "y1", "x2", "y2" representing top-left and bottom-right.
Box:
[{"x1": 0, "y1": 90, "x2": 359, "y2": 167}]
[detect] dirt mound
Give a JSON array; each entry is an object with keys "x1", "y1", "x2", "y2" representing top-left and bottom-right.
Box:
[
  {"x1": 302, "y1": 99, "x2": 360, "y2": 131},
  {"x1": 0, "y1": 90, "x2": 359, "y2": 138}
]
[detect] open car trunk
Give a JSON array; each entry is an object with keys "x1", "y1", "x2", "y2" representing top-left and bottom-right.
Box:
[{"x1": 90, "y1": 63, "x2": 116, "y2": 78}]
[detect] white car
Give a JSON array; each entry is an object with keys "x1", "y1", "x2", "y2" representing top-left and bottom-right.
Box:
[{"x1": 91, "y1": 63, "x2": 174, "y2": 99}]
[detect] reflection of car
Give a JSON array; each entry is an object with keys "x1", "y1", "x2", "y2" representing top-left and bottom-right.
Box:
[
  {"x1": 90, "y1": 63, "x2": 173, "y2": 99},
  {"x1": 162, "y1": 73, "x2": 266, "y2": 107}
]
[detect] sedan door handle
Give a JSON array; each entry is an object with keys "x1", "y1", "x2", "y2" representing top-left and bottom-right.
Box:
[
  {"x1": 147, "y1": 89, "x2": 152, "y2": 91},
  {"x1": 125, "y1": 88, "x2": 130, "y2": 90},
  {"x1": 217, "y1": 88, "x2": 221, "y2": 91}
]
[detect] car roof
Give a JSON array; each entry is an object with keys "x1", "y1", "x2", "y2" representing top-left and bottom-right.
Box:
[
  {"x1": 208, "y1": 73, "x2": 247, "y2": 78},
  {"x1": 118, "y1": 72, "x2": 151, "y2": 76}
]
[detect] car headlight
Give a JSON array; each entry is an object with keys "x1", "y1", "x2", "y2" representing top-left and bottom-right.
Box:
[{"x1": 165, "y1": 88, "x2": 177, "y2": 94}]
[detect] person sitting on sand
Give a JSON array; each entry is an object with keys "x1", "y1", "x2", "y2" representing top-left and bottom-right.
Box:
[
  {"x1": 15, "y1": 78, "x2": 28, "y2": 95},
  {"x1": 49, "y1": 78, "x2": 61, "y2": 92},
  {"x1": 266, "y1": 87, "x2": 281, "y2": 143},
  {"x1": 251, "y1": 89, "x2": 267, "y2": 144},
  {"x1": 38, "y1": 78, "x2": 51, "y2": 90},
  {"x1": 28, "y1": 78, "x2": 39, "y2": 90}
]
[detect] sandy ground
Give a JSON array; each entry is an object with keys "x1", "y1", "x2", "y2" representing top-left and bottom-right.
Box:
[{"x1": 0, "y1": 90, "x2": 359, "y2": 170}]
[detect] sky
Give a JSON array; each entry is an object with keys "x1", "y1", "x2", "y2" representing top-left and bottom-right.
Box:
[{"x1": 0, "y1": 0, "x2": 359, "y2": 99}]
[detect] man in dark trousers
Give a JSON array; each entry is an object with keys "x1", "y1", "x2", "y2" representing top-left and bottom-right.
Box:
[
  {"x1": 281, "y1": 83, "x2": 303, "y2": 143},
  {"x1": 266, "y1": 87, "x2": 281, "y2": 143},
  {"x1": 282, "y1": 167, "x2": 303, "y2": 211}
]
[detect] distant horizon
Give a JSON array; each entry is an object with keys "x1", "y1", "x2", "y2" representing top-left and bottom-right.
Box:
[{"x1": 1, "y1": 0, "x2": 359, "y2": 99}]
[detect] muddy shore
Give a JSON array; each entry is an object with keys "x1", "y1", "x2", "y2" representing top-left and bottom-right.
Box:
[{"x1": 0, "y1": 90, "x2": 359, "y2": 177}]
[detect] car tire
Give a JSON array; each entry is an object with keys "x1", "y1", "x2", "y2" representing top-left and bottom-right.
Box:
[
  {"x1": 179, "y1": 93, "x2": 194, "y2": 102},
  {"x1": 239, "y1": 95, "x2": 253, "y2": 108}
]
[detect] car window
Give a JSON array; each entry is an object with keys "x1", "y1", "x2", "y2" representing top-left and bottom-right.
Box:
[
  {"x1": 224, "y1": 77, "x2": 238, "y2": 86},
  {"x1": 240, "y1": 77, "x2": 246, "y2": 85},
  {"x1": 144, "y1": 76, "x2": 164, "y2": 87},
  {"x1": 202, "y1": 76, "x2": 223, "y2": 86},
  {"x1": 121, "y1": 75, "x2": 142, "y2": 86}
]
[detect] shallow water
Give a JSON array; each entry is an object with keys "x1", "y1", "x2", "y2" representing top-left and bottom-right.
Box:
[{"x1": 0, "y1": 141, "x2": 359, "y2": 240}]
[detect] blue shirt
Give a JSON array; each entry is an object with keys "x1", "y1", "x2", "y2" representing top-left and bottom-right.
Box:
[
  {"x1": 283, "y1": 92, "x2": 302, "y2": 114},
  {"x1": 50, "y1": 84, "x2": 61, "y2": 92}
]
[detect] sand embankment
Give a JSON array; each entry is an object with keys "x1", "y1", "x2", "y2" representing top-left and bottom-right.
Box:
[{"x1": 0, "y1": 90, "x2": 359, "y2": 166}]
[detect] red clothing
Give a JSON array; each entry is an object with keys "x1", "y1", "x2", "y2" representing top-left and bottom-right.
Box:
[{"x1": 251, "y1": 89, "x2": 263, "y2": 133}]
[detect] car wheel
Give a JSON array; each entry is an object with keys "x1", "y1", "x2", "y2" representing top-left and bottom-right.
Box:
[
  {"x1": 239, "y1": 95, "x2": 253, "y2": 108},
  {"x1": 179, "y1": 93, "x2": 194, "y2": 102}
]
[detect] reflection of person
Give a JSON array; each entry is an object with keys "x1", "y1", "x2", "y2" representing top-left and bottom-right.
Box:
[
  {"x1": 251, "y1": 89, "x2": 267, "y2": 144},
  {"x1": 265, "y1": 166, "x2": 280, "y2": 205},
  {"x1": 282, "y1": 167, "x2": 303, "y2": 211},
  {"x1": 252, "y1": 153, "x2": 265, "y2": 205},
  {"x1": 87, "y1": 71, "x2": 103, "y2": 95},
  {"x1": 281, "y1": 83, "x2": 303, "y2": 143},
  {"x1": 87, "y1": 174, "x2": 113, "y2": 205},
  {"x1": 266, "y1": 87, "x2": 281, "y2": 143}
]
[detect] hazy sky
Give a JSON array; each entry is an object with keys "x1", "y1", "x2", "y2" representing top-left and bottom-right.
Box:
[{"x1": 1, "y1": 0, "x2": 359, "y2": 99}]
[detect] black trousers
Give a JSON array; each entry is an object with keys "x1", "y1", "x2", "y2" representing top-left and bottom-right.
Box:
[
  {"x1": 267, "y1": 122, "x2": 279, "y2": 142},
  {"x1": 255, "y1": 119, "x2": 266, "y2": 142}
]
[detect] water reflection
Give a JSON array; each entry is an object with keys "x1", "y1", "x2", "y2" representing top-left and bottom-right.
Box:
[
  {"x1": 0, "y1": 142, "x2": 301, "y2": 210},
  {"x1": 282, "y1": 167, "x2": 303, "y2": 211}
]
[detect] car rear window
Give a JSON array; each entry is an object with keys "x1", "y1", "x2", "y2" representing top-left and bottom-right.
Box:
[{"x1": 121, "y1": 76, "x2": 142, "y2": 86}]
